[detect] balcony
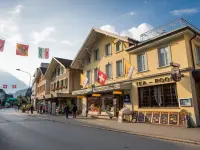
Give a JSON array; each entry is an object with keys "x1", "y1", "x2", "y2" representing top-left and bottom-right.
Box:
[{"x1": 140, "y1": 18, "x2": 200, "y2": 41}]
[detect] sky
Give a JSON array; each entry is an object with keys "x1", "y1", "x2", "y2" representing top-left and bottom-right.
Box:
[{"x1": 0, "y1": 0, "x2": 200, "y2": 86}]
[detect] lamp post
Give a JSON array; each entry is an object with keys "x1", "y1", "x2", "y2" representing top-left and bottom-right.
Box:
[{"x1": 16, "y1": 69, "x2": 32, "y2": 104}]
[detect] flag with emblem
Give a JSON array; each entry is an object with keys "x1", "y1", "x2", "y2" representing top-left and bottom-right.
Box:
[
  {"x1": 125, "y1": 60, "x2": 134, "y2": 79},
  {"x1": 0, "y1": 39, "x2": 5, "y2": 52},
  {"x1": 80, "y1": 73, "x2": 88, "y2": 88},
  {"x1": 38, "y1": 47, "x2": 49, "y2": 59},
  {"x1": 3, "y1": 84, "x2": 7, "y2": 89},
  {"x1": 12, "y1": 85, "x2": 17, "y2": 88},
  {"x1": 97, "y1": 69, "x2": 107, "y2": 86},
  {"x1": 16, "y1": 43, "x2": 29, "y2": 56}
]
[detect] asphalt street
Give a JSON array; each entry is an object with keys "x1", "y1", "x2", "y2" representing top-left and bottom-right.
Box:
[{"x1": 0, "y1": 108, "x2": 200, "y2": 150}]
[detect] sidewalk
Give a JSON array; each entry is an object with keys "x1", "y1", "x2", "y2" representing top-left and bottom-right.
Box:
[{"x1": 27, "y1": 111, "x2": 200, "y2": 145}]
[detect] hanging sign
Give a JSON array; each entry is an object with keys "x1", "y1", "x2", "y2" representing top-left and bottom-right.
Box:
[{"x1": 171, "y1": 66, "x2": 181, "y2": 82}]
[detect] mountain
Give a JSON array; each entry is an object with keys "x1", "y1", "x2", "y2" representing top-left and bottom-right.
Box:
[
  {"x1": 0, "y1": 69, "x2": 28, "y2": 93},
  {"x1": 13, "y1": 88, "x2": 27, "y2": 98}
]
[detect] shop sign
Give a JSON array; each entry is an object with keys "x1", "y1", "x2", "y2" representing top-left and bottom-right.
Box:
[
  {"x1": 179, "y1": 98, "x2": 192, "y2": 107},
  {"x1": 93, "y1": 83, "x2": 121, "y2": 92},
  {"x1": 92, "y1": 94, "x2": 101, "y2": 97},
  {"x1": 77, "y1": 96, "x2": 85, "y2": 99},
  {"x1": 124, "y1": 95, "x2": 130, "y2": 103},
  {"x1": 113, "y1": 91, "x2": 122, "y2": 95},
  {"x1": 136, "y1": 77, "x2": 173, "y2": 86},
  {"x1": 72, "y1": 89, "x2": 92, "y2": 95},
  {"x1": 171, "y1": 66, "x2": 181, "y2": 82}
]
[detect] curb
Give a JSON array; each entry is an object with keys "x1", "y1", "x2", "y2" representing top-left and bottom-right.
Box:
[{"x1": 27, "y1": 114, "x2": 200, "y2": 145}]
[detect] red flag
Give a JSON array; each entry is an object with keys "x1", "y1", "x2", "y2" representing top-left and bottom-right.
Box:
[
  {"x1": 12, "y1": 85, "x2": 17, "y2": 88},
  {"x1": 45, "y1": 48, "x2": 49, "y2": 59},
  {"x1": 3, "y1": 84, "x2": 7, "y2": 89},
  {"x1": 16, "y1": 43, "x2": 29, "y2": 56},
  {"x1": 97, "y1": 69, "x2": 107, "y2": 86},
  {"x1": 0, "y1": 39, "x2": 5, "y2": 52}
]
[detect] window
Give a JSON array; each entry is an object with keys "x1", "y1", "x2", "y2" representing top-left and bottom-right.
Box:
[
  {"x1": 94, "y1": 49, "x2": 99, "y2": 61},
  {"x1": 94, "y1": 68, "x2": 98, "y2": 82},
  {"x1": 158, "y1": 46, "x2": 171, "y2": 67},
  {"x1": 195, "y1": 45, "x2": 200, "y2": 64},
  {"x1": 116, "y1": 41, "x2": 122, "y2": 52},
  {"x1": 65, "y1": 78, "x2": 68, "y2": 88},
  {"x1": 87, "y1": 56, "x2": 91, "y2": 64},
  {"x1": 139, "y1": 83, "x2": 178, "y2": 107},
  {"x1": 87, "y1": 71, "x2": 91, "y2": 84},
  {"x1": 60, "y1": 67, "x2": 64, "y2": 74},
  {"x1": 105, "y1": 43, "x2": 111, "y2": 56},
  {"x1": 57, "y1": 66, "x2": 60, "y2": 76},
  {"x1": 116, "y1": 60, "x2": 123, "y2": 77},
  {"x1": 57, "y1": 81, "x2": 59, "y2": 88},
  {"x1": 137, "y1": 53, "x2": 147, "y2": 72},
  {"x1": 106, "y1": 63, "x2": 112, "y2": 79},
  {"x1": 61, "y1": 80, "x2": 64, "y2": 86}
]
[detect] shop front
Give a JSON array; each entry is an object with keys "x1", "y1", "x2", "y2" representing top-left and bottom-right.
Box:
[
  {"x1": 72, "y1": 82, "x2": 132, "y2": 118},
  {"x1": 132, "y1": 71, "x2": 200, "y2": 127}
]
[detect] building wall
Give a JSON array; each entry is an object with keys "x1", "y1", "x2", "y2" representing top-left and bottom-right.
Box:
[
  {"x1": 129, "y1": 34, "x2": 200, "y2": 126},
  {"x1": 83, "y1": 35, "x2": 130, "y2": 85},
  {"x1": 130, "y1": 36, "x2": 189, "y2": 79},
  {"x1": 36, "y1": 74, "x2": 46, "y2": 97}
]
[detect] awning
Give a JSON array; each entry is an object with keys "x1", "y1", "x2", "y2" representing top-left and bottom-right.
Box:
[{"x1": 72, "y1": 82, "x2": 132, "y2": 96}]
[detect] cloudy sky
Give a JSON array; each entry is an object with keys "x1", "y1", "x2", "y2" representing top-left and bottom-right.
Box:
[{"x1": 0, "y1": 0, "x2": 200, "y2": 86}]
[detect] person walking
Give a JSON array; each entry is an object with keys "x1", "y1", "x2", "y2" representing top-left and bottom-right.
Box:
[
  {"x1": 30, "y1": 105, "x2": 34, "y2": 114},
  {"x1": 64, "y1": 104, "x2": 69, "y2": 119},
  {"x1": 72, "y1": 104, "x2": 77, "y2": 118}
]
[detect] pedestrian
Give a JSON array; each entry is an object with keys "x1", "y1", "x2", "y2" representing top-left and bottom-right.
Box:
[
  {"x1": 30, "y1": 105, "x2": 34, "y2": 114},
  {"x1": 40, "y1": 105, "x2": 43, "y2": 114},
  {"x1": 64, "y1": 104, "x2": 69, "y2": 119},
  {"x1": 72, "y1": 104, "x2": 77, "y2": 118}
]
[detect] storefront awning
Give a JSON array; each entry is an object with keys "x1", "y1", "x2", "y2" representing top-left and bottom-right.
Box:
[
  {"x1": 45, "y1": 93, "x2": 76, "y2": 99},
  {"x1": 72, "y1": 82, "x2": 132, "y2": 96}
]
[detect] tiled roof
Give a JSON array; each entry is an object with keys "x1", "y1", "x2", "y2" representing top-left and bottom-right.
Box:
[
  {"x1": 39, "y1": 67, "x2": 48, "y2": 75},
  {"x1": 54, "y1": 57, "x2": 72, "y2": 68}
]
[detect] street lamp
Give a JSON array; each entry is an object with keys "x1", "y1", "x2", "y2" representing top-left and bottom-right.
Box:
[
  {"x1": 16, "y1": 69, "x2": 32, "y2": 104},
  {"x1": 16, "y1": 69, "x2": 31, "y2": 88}
]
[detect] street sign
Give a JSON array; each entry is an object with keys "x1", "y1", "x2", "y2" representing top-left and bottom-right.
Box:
[{"x1": 124, "y1": 95, "x2": 130, "y2": 103}]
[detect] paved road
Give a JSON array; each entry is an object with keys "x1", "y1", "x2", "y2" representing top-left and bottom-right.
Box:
[{"x1": 0, "y1": 108, "x2": 200, "y2": 150}]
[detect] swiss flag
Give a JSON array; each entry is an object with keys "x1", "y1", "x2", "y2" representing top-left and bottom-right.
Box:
[
  {"x1": 12, "y1": 85, "x2": 17, "y2": 88},
  {"x1": 97, "y1": 69, "x2": 107, "y2": 86},
  {"x1": 3, "y1": 84, "x2": 7, "y2": 89}
]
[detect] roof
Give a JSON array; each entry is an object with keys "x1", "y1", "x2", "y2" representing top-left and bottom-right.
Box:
[
  {"x1": 54, "y1": 57, "x2": 72, "y2": 68},
  {"x1": 71, "y1": 28, "x2": 139, "y2": 68},
  {"x1": 39, "y1": 67, "x2": 48, "y2": 75},
  {"x1": 126, "y1": 26, "x2": 200, "y2": 53}
]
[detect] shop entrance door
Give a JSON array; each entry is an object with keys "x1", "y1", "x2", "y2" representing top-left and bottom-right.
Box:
[{"x1": 114, "y1": 95, "x2": 124, "y2": 117}]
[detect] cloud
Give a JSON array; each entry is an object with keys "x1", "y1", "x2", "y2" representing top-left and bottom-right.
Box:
[
  {"x1": 61, "y1": 40, "x2": 74, "y2": 46},
  {"x1": 120, "y1": 23, "x2": 153, "y2": 41},
  {"x1": 9, "y1": 5, "x2": 23, "y2": 16},
  {"x1": 29, "y1": 27, "x2": 56, "y2": 44},
  {"x1": 128, "y1": 11, "x2": 136, "y2": 16},
  {"x1": 170, "y1": 8, "x2": 199, "y2": 16},
  {"x1": 100, "y1": 25, "x2": 118, "y2": 34}
]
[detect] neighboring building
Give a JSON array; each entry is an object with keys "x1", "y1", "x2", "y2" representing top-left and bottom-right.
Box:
[
  {"x1": 71, "y1": 28, "x2": 138, "y2": 117},
  {"x1": 31, "y1": 63, "x2": 49, "y2": 109},
  {"x1": 44, "y1": 57, "x2": 81, "y2": 113},
  {"x1": 126, "y1": 18, "x2": 200, "y2": 127},
  {"x1": 0, "y1": 89, "x2": 6, "y2": 105}
]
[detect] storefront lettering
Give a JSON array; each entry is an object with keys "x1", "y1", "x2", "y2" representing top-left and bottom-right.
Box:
[
  {"x1": 155, "y1": 77, "x2": 173, "y2": 83},
  {"x1": 137, "y1": 77, "x2": 173, "y2": 87},
  {"x1": 136, "y1": 81, "x2": 147, "y2": 86}
]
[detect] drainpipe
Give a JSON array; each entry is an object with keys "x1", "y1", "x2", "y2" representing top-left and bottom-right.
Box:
[{"x1": 189, "y1": 31, "x2": 197, "y2": 70}]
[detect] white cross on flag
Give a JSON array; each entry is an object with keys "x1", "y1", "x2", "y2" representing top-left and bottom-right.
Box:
[{"x1": 98, "y1": 69, "x2": 107, "y2": 86}]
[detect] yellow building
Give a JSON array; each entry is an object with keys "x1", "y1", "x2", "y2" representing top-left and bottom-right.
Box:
[
  {"x1": 44, "y1": 57, "x2": 81, "y2": 113},
  {"x1": 126, "y1": 18, "x2": 200, "y2": 127},
  {"x1": 71, "y1": 28, "x2": 138, "y2": 117}
]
